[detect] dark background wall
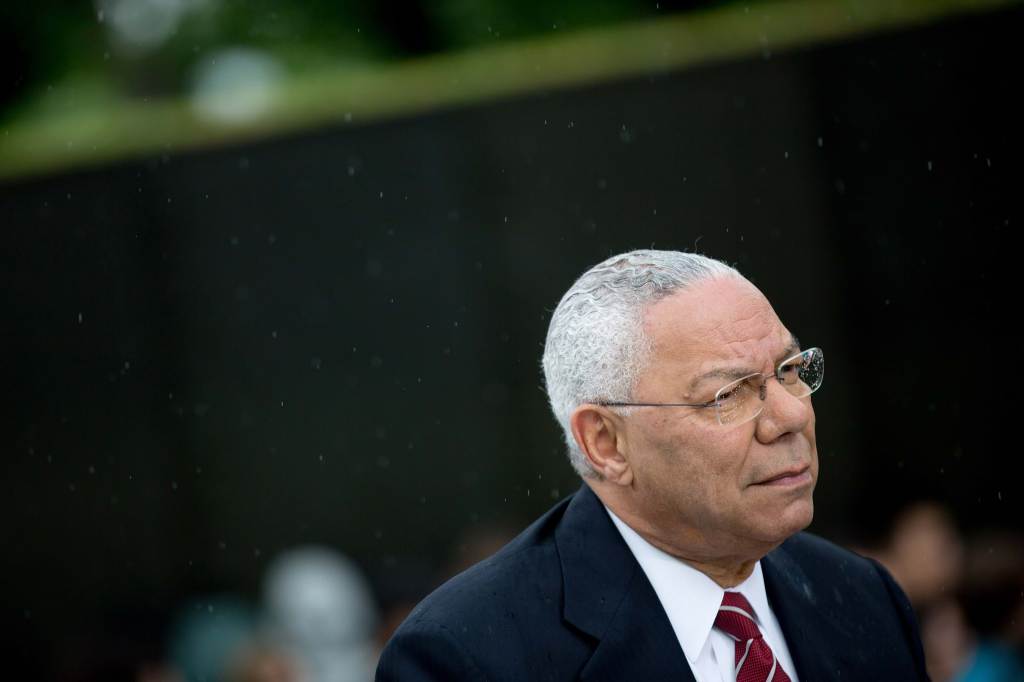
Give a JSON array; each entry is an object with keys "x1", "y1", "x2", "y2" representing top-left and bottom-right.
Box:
[{"x1": 2, "y1": 5, "x2": 1021, "y2": 676}]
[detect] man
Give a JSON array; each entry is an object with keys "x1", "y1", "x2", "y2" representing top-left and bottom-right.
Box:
[{"x1": 377, "y1": 250, "x2": 928, "y2": 681}]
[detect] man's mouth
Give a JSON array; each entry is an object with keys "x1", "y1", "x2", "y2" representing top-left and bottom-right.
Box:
[{"x1": 754, "y1": 465, "x2": 812, "y2": 487}]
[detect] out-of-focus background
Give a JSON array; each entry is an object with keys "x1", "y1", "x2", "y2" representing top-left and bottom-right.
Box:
[{"x1": 3, "y1": 1, "x2": 1022, "y2": 680}]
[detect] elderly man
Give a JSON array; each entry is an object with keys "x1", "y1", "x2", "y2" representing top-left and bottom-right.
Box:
[{"x1": 377, "y1": 250, "x2": 928, "y2": 681}]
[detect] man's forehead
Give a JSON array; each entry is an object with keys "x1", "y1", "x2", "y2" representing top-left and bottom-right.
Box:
[
  {"x1": 689, "y1": 331, "x2": 800, "y2": 373},
  {"x1": 643, "y1": 277, "x2": 785, "y2": 349}
]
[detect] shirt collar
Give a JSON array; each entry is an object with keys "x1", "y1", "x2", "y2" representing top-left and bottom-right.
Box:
[{"x1": 604, "y1": 505, "x2": 771, "y2": 663}]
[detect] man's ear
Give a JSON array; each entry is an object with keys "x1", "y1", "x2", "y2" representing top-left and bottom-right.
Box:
[{"x1": 569, "y1": 404, "x2": 633, "y2": 486}]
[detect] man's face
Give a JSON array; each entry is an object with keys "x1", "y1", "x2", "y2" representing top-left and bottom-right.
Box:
[{"x1": 621, "y1": 276, "x2": 818, "y2": 560}]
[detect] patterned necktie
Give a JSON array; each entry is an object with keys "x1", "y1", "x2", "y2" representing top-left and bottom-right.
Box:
[{"x1": 714, "y1": 591, "x2": 792, "y2": 682}]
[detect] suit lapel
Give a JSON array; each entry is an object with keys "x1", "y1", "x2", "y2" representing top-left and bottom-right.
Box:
[
  {"x1": 555, "y1": 486, "x2": 695, "y2": 682},
  {"x1": 762, "y1": 539, "x2": 859, "y2": 680}
]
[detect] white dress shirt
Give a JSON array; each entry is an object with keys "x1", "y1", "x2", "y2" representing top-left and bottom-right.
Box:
[{"x1": 605, "y1": 507, "x2": 800, "y2": 682}]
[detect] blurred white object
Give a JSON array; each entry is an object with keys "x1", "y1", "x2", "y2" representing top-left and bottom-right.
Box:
[
  {"x1": 191, "y1": 48, "x2": 283, "y2": 124},
  {"x1": 98, "y1": 0, "x2": 212, "y2": 52},
  {"x1": 262, "y1": 546, "x2": 378, "y2": 682}
]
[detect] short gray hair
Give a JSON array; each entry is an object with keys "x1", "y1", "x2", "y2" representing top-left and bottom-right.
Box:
[{"x1": 541, "y1": 249, "x2": 741, "y2": 478}]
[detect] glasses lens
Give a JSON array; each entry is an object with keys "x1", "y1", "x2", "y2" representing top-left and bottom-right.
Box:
[
  {"x1": 778, "y1": 347, "x2": 824, "y2": 398},
  {"x1": 715, "y1": 374, "x2": 764, "y2": 425}
]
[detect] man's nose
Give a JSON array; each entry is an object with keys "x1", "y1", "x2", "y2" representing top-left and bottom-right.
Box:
[{"x1": 755, "y1": 377, "x2": 812, "y2": 442}]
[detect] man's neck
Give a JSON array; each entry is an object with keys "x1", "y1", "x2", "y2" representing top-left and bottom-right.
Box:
[{"x1": 593, "y1": 485, "x2": 768, "y2": 588}]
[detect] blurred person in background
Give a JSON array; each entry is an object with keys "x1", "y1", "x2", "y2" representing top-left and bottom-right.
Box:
[
  {"x1": 868, "y1": 505, "x2": 1024, "y2": 681},
  {"x1": 377, "y1": 249, "x2": 928, "y2": 681},
  {"x1": 946, "y1": 531, "x2": 1024, "y2": 681},
  {"x1": 261, "y1": 546, "x2": 378, "y2": 682},
  {"x1": 373, "y1": 522, "x2": 518, "y2": 653},
  {"x1": 863, "y1": 501, "x2": 967, "y2": 681},
  {"x1": 223, "y1": 643, "x2": 300, "y2": 682},
  {"x1": 165, "y1": 594, "x2": 263, "y2": 682},
  {"x1": 872, "y1": 502, "x2": 965, "y2": 609},
  {"x1": 441, "y1": 522, "x2": 519, "y2": 579},
  {"x1": 373, "y1": 559, "x2": 439, "y2": 660}
]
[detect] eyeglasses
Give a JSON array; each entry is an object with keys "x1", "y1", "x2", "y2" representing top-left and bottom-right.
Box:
[{"x1": 600, "y1": 347, "x2": 823, "y2": 427}]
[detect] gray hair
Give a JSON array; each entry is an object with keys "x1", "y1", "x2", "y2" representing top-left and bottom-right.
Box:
[{"x1": 541, "y1": 249, "x2": 742, "y2": 478}]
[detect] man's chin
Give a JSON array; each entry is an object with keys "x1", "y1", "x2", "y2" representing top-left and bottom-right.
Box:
[
  {"x1": 761, "y1": 498, "x2": 815, "y2": 547},
  {"x1": 782, "y1": 498, "x2": 815, "y2": 536}
]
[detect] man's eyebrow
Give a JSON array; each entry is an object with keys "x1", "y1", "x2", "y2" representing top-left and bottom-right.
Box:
[{"x1": 686, "y1": 335, "x2": 802, "y2": 392}]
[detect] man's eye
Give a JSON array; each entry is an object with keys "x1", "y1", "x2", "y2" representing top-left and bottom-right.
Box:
[{"x1": 779, "y1": 363, "x2": 802, "y2": 381}]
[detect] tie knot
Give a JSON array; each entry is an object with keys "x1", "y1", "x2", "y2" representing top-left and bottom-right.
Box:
[{"x1": 714, "y1": 592, "x2": 762, "y2": 642}]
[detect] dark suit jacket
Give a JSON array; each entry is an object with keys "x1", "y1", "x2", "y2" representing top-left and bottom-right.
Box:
[{"x1": 377, "y1": 485, "x2": 929, "y2": 681}]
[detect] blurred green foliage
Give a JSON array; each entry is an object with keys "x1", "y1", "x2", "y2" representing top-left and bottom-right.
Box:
[
  {"x1": 426, "y1": 0, "x2": 655, "y2": 46},
  {"x1": 0, "y1": 0, "x2": 1015, "y2": 180},
  {"x1": 0, "y1": 0, "x2": 680, "y2": 123}
]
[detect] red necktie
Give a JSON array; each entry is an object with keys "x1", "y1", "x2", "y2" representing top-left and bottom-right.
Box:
[{"x1": 714, "y1": 591, "x2": 792, "y2": 682}]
